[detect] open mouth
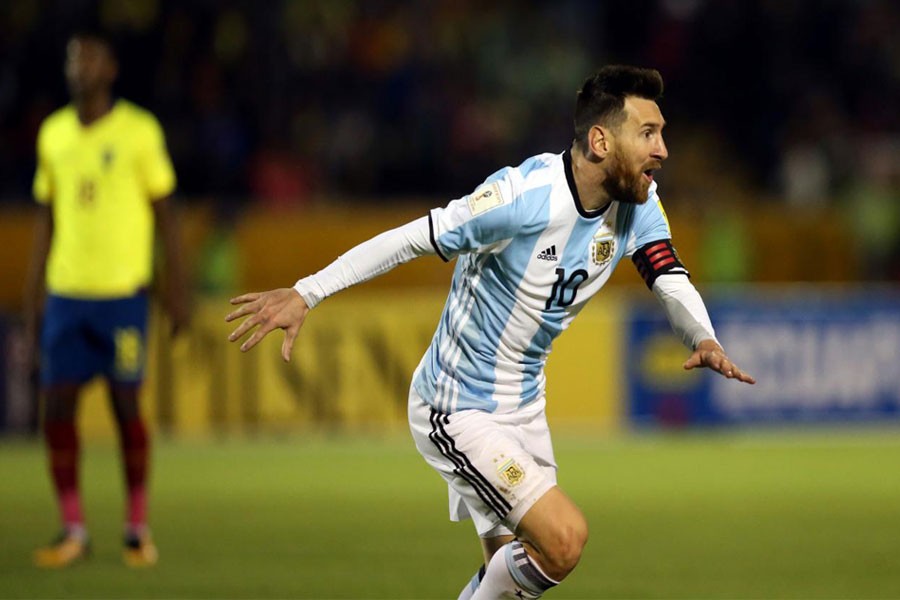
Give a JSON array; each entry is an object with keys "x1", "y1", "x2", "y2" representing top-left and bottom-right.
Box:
[{"x1": 642, "y1": 163, "x2": 662, "y2": 182}]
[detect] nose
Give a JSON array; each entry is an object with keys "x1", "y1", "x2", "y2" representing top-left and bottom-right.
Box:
[{"x1": 654, "y1": 135, "x2": 668, "y2": 162}]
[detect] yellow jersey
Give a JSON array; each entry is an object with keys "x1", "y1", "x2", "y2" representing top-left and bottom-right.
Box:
[{"x1": 33, "y1": 99, "x2": 176, "y2": 298}]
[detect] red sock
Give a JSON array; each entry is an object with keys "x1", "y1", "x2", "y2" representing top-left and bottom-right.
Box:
[
  {"x1": 119, "y1": 419, "x2": 150, "y2": 530},
  {"x1": 44, "y1": 420, "x2": 83, "y2": 528}
]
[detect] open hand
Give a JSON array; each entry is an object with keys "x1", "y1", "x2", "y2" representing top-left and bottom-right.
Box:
[
  {"x1": 225, "y1": 288, "x2": 309, "y2": 362},
  {"x1": 683, "y1": 339, "x2": 755, "y2": 384}
]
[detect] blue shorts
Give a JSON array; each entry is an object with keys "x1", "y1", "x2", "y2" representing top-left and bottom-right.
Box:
[{"x1": 40, "y1": 292, "x2": 149, "y2": 386}]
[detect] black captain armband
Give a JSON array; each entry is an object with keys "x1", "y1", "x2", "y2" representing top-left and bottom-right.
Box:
[{"x1": 632, "y1": 239, "x2": 690, "y2": 289}]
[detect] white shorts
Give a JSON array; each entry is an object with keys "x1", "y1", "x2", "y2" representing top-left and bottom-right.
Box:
[{"x1": 408, "y1": 384, "x2": 558, "y2": 538}]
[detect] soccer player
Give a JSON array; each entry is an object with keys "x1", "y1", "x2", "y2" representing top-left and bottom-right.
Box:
[
  {"x1": 226, "y1": 66, "x2": 755, "y2": 598},
  {"x1": 24, "y1": 30, "x2": 188, "y2": 568}
]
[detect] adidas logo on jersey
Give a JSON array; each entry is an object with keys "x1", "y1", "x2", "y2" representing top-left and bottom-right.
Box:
[{"x1": 536, "y1": 245, "x2": 558, "y2": 261}]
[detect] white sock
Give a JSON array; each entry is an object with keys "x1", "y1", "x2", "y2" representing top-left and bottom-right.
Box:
[
  {"x1": 458, "y1": 564, "x2": 486, "y2": 600},
  {"x1": 471, "y1": 540, "x2": 558, "y2": 599},
  {"x1": 65, "y1": 523, "x2": 88, "y2": 541}
]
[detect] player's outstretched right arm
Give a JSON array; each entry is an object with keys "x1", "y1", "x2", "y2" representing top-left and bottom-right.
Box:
[
  {"x1": 225, "y1": 175, "x2": 519, "y2": 362},
  {"x1": 226, "y1": 288, "x2": 309, "y2": 362},
  {"x1": 225, "y1": 215, "x2": 436, "y2": 361}
]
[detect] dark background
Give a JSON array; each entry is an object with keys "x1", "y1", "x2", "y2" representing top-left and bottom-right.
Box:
[{"x1": 1, "y1": 1, "x2": 897, "y2": 204}]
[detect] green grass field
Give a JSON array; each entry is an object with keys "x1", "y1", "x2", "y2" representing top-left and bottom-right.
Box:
[{"x1": 2, "y1": 429, "x2": 899, "y2": 599}]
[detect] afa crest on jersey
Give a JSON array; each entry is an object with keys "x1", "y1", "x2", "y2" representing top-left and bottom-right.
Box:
[{"x1": 591, "y1": 231, "x2": 615, "y2": 267}]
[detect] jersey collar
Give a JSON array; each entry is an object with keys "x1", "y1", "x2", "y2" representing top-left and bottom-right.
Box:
[{"x1": 563, "y1": 148, "x2": 610, "y2": 220}]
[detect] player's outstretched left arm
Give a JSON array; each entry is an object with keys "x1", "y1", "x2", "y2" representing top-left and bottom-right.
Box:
[
  {"x1": 683, "y1": 338, "x2": 755, "y2": 384},
  {"x1": 226, "y1": 288, "x2": 309, "y2": 362},
  {"x1": 631, "y1": 237, "x2": 756, "y2": 386}
]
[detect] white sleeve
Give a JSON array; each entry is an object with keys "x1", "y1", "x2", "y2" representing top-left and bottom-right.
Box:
[
  {"x1": 652, "y1": 274, "x2": 718, "y2": 350},
  {"x1": 293, "y1": 216, "x2": 434, "y2": 308}
]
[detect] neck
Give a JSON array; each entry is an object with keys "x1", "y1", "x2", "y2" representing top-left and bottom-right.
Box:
[
  {"x1": 75, "y1": 91, "x2": 113, "y2": 126},
  {"x1": 569, "y1": 142, "x2": 612, "y2": 213}
]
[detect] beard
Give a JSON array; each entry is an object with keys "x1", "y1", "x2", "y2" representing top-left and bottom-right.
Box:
[{"x1": 601, "y1": 147, "x2": 650, "y2": 205}]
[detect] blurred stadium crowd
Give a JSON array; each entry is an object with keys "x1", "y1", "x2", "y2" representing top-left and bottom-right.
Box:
[{"x1": 1, "y1": 0, "x2": 899, "y2": 276}]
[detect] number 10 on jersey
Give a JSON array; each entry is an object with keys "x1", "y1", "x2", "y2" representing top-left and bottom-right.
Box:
[{"x1": 545, "y1": 268, "x2": 588, "y2": 310}]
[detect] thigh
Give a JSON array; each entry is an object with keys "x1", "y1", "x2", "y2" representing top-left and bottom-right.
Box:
[
  {"x1": 40, "y1": 295, "x2": 98, "y2": 386},
  {"x1": 514, "y1": 485, "x2": 586, "y2": 548},
  {"x1": 88, "y1": 293, "x2": 149, "y2": 384},
  {"x1": 513, "y1": 403, "x2": 558, "y2": 472}
]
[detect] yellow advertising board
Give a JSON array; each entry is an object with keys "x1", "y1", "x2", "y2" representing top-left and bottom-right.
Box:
[{"x1": 77, "y1": 291, "x2": 626, "y2": 437}]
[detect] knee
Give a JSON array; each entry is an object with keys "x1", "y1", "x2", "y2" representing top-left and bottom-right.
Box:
[{"x1": 540, "y1": 513, "x2": 589, "y2": 580}]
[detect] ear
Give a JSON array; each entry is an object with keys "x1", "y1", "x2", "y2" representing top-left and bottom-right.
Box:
[
  {"x1": 588, "y1": 125, "x2": 611, "y2": 159},
  {"x1": 107, "y1": 58, "x2": 119, "y2": 83}
]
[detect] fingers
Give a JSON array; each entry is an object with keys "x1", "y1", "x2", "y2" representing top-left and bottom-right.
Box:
[
  {"x1": 229, "y1": 292, "x2": 261, "y2": 305},
  {"x1": 226, "y1": 311, "x2": 274, "y2": 353},
  {"x1": 726, "y1": 369, "x2": 754, "y2": 384},
  {"x1": 734, "y1": 369, "x2": 756, "y2": 385},
  {"x1": 227, "y1": 288, "x2": 308, "y2": 359},
  {"x1": 227, "y1": 313, "x2": 258, "y2": 344},
  {"x1": 711, "y1": 354, "x2": 756, "y2": 385},
  {"x1": 281, "y1": 325, "x2": 299, "y2": 362},
  {"x1": 708, "y1": 352, "x2": 732, "y2": 376},
  {"x1": 683, "y1": 352, "x2": 702, "y2": 370},
  {"x1": 225, "y1": 301, "x2": 259, "y2": 323},
  {"x1": 237, "y1": 324, "x2": 273, "y2": 353},
  {"x1": 226, "y1": 292, "x2": 273, "y2": 324},
  {"x1": 684, "y1": 348, "x2": 756, "y2": 385}
]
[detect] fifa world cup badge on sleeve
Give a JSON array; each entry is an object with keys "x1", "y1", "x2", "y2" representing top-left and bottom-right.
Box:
[
  {"x1": 591, "y1": 231, "x2": 615, "y2": 267},
  {"x1": 467, "y1": 182, "x2": 504, "y2": 216}
]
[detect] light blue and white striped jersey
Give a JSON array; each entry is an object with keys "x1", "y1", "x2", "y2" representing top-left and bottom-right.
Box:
[{"x1": 413, "y1": 149, "x2": 671, "y2": 414}]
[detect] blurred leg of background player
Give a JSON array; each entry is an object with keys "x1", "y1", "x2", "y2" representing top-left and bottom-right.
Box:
[
  {"x1": 109, "y1": 383, "x2": 158, "y2": 567},
  {"x1": 33, "y1": 295, "x2": 158, "y2": 568},
  {"x1": 33, "y1": 383, "x2": 90, "y2": 567},
  {"x1": 33, "y1": 383, "x2": 157, "y2": 568}
]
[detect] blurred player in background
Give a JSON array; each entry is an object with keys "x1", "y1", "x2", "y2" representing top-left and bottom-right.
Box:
[
  {"x1": 23, "y1": 29, "x2": 189, "y2": 568},
  {"x1": 226, "y1": 66, "x2": 754, "y2": 598}
]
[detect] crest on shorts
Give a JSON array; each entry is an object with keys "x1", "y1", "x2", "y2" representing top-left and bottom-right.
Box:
[
  {"x1": 591, "y1": 231, "x2": 615, "y2": 267},
  {"x1": 497, "y1": 459, "x2": 526, "y2": 487}
]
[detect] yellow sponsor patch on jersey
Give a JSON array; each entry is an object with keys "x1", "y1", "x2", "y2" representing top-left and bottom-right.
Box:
[
  {"x1": 467, "y1": 182, "x2": 504, "y2": 216},
  {"x1": 657, "y1": 199, "x2": 670, "y2": 229},
  {"x1": 497, "y1": 458, "x2": 526, "y2": 487}
]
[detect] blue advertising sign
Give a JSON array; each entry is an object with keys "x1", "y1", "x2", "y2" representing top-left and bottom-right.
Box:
[{"x1": 626, "y1": 289, "x2": 900, "y2": 426}]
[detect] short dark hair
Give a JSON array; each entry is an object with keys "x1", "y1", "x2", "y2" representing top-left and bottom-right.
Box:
[
  {"x1": 574, "y1": 65, "x2": 664, "y2": 143},
  {"x1": 69, "y1": 27, "x2": 118, "y2": 60}
]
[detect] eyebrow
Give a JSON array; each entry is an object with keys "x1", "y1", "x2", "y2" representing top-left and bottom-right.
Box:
[{"x1": 641, "y1": 120, "x2": 666, "y2": 130}]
